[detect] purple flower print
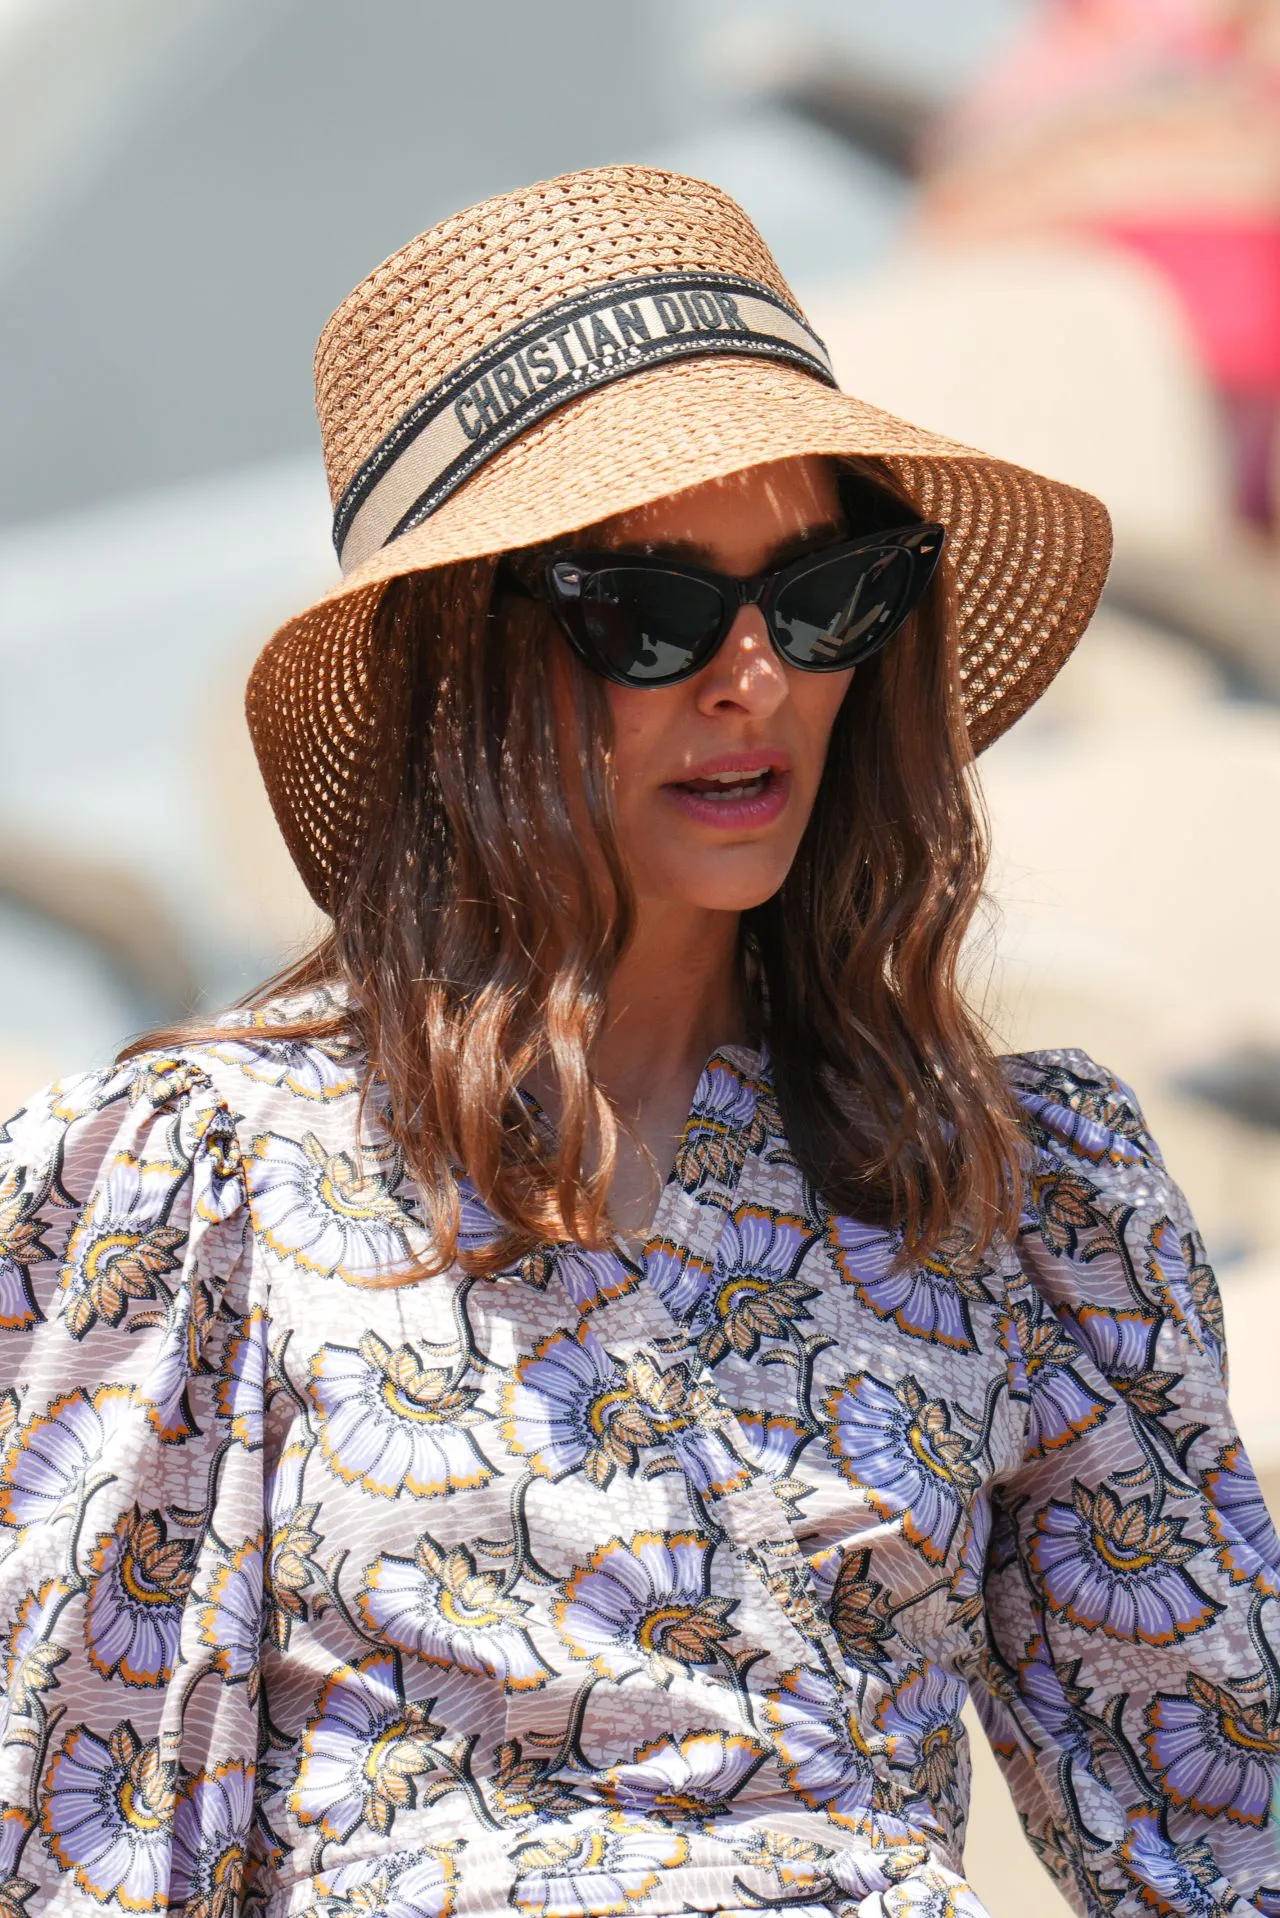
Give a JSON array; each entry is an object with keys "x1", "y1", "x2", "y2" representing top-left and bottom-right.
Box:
[
  {"x1": 135, "y1": 1285, "x2": 208, "y2": 1444},
  {"x1": 643, "y1": 1239, "x2": 713, "y2": 1323},
  {"x1": 0, "y1": 1805, "x2": 37, "y2": 1918},
  {"x1": 169, "y1": 1763, "x2": 254, "y2": 1918},
  {"x1": 196, "y1": 1534, "x2": 263, "y2": 1694},
  {"x1": 1002, "y1": 1299, "x2": 1107, "y2": 1458},
  {"x1": 1057, "y1": 1304, "x2": 1178, "y2": 1420},
  {"x1": 1203, "y1": 1439, "x2": 1280, "y2": 1591},
  {"x1": 1030, "y1": 1486, "x2": 1220, "y2": 1645},
  {"x1": 1143, "y1": 1673, "x2": 1280, "y2": 1826},
  {"x1": 40, "y1": 1721, "x2": 175, "y2": 1910},
  {"x1": 764, "y1": 1665, "x2": 882, "y2": 1826},
  {"x1": 697, "y1": 1205, "x2": 817, "y2": 1365},
  {"x1": 599, "y1": 1730, "x2": 767, "y2": 1821},
  {"x1": 0, "y1": 1580, "x2": 70, "y2": 1738},
  {"x1": 947, "y1": 1495, "x2": 992, "y2": 1626},
  {"x1": 808, "y1": 1547, "x2": 894, "y2": 1670},
  {"x1": 1146, "y1": 1217, "x2": 1226, "y2": 1380},
  {"x1": 826, "y1": 1216, "x2": 997, "y2": 1353},
  {"x1": 314, "y1": 1842, "x2": 461, "y2": 1918},
  {"x1": 289, "y1": 1651, "x2": 446, "y2": 1843},
  {"x1": 1117, "y1": 1811, "x2": 1230, "y2": 1917},
  {"x1": 510, "y1": 1813, "x2": 689, "y2": 1917},
  {"x1": 672, "y1": 1056, "x2": 761, "y2": 1192},
  {"x1": 0, "y1": 1165, "x2": 51, "y2": 1333},
  {"x1": 264, "y1": 1440, "x2": 320, "y2": 1654},
  {"x1": 876, "y1": 1661, "x2": 969, "y2": 1806},
  {"x1": 548, "y1": 1244, "x2": 642, "y2": 1314},
  {"x1": 214, "y1": 1305, "x2": 267, "y2": 1450},
  {"x1": 246, "y1": 1129, "x2": 413, "y2": 1282},
  {"x1": 58, "y1": 1150, "x2": 186, "y2": 1341},
  {"x1": 85, "y1": 1506, "x2": 198, "y2": 1686},
  {"x1": 822, "y1": 1372, "x2": 979, "y2": 1566},
  {"x1": 359, "y1": 1534, "x2": 552, "y2": 1689},
  {"x1": 733, "y1": 1410, "x2": 812, "y2": 1516},
  {"x1": 203, "y1": 1037, "x2": 360, "y2": 1103},
  {"x1": 0, "y1": 1384, "x2": 133, "y2": 1534},
  {"x1": 501, "y1": 1326, "x2": 641, "y2": 1486},
  {"x1": 979, "y1": 1633, "x2": 1095, "y2": 1778},
  {"x1": 309, "y1": 1333, "x2": 493, "y2": 1499},
  {"x1": 505, "y1": 1328, "x2": 748, "y2": 1500},
  {"x1": 554, "y1": 1531, "x2": 736, "y2": 1684}
]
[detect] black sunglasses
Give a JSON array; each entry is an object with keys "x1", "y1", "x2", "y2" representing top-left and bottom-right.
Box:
[{"x1": 500, "y1": 491, "x2": 945, "y2": 689}]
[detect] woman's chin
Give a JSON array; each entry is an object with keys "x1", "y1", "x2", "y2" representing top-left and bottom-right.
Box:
[{"x1": 632, "y1": 849, "x2": 797, "y2": 915}]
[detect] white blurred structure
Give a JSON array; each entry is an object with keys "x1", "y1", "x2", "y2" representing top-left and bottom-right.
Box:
[{"x1": 808, "y1": 236, "x2": 1234, "y2": 549}]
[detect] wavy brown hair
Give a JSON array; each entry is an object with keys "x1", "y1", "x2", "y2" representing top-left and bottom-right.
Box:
[{"x1": 127, "y1": 460, "x2": 1026, "y2": 1276}]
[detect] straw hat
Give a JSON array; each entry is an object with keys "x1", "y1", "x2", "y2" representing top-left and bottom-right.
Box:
[{"x1": 247, "y1": 164, "x2": 1112, "y2": 912}]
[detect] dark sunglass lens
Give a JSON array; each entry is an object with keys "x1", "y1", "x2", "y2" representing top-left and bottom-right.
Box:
[
  {"x1": 576, "y1": 568, "x2": 724, "y2": 682},
  {"x1": 773, "y1": 547, "x2": 918, "y2": 668}
]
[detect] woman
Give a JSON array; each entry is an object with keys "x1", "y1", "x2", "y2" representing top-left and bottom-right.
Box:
[{"x1": 0, "y1": 167, "x2": 1276, "y2": 1918}]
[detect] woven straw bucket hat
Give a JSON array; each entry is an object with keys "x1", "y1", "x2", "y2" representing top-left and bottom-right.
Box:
[{"x1": 247, "y1": 164, "x2": 1112, "y2": 912}]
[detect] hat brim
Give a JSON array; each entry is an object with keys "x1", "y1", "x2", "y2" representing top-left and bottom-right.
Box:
[{"x1": 247, "y1": 355, "x2": 1111, "y2": 910}]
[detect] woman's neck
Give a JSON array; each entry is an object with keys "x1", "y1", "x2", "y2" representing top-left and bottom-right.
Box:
[
  {"x1": 525, "y1": 899, "x2": 749, "y2": 1238},
  {"x1": 592, "y1": 899, "x2": 749, "y2": 1237},
  {"x1": 597, "y1": 899, "x2": 747, "y2": 1102}
]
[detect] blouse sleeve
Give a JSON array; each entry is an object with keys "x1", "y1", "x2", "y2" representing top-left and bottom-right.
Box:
[
  {"x1": 972, "y1": 1049, "x2": 1280, "y2": 1918},
  {"x1": 0, "y1": 1054, "x2": 264, "y2": 1915}
]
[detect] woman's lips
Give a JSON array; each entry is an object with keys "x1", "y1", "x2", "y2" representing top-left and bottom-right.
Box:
[{"x1": 661, "y1": 759, "x2": 792, "y2": 829}]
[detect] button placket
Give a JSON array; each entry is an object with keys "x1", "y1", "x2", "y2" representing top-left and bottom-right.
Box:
[
  {"x1": 585, "y1": 1110, "x2": 849, "y2": 1688},
  {"x1": 713, "y1": 1480, "x2": 849, "y2": 1679}
]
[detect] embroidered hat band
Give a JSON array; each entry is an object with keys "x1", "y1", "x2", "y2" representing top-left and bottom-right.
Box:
[{"x1": 333, "y1": 270, "x2": 836, "y2": 573}]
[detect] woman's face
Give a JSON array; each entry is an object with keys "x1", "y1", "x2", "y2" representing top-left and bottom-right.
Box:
[{"x1": 586, "y1": 456, "x2": 853, "y2": 915}]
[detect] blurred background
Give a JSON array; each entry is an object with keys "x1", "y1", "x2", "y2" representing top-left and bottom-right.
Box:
[{"x1": 0, "y1": 3, "x2": 1278, "y2": 1906}]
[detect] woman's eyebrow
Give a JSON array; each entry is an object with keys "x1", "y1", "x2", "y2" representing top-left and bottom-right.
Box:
[{"x1": 609, "y1": 519, "x2": 845, "y2": 568}]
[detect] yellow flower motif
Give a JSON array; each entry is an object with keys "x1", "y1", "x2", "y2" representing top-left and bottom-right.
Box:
[
  {"x1": 60, "y1": 1154, "x2": 187, "y2": 1340},
  {"x1": 0, "y1": 1167, "x2": 53, "y2": 1330},
  {"x1": 358, "y1": 1533, "x2": 552, "y2": 1689},
  {"x1": 247, "y1": 1131, "x2": 413, "y2": 1282},
  {"x1": 86, "y1": 1508, "x2": 197, "y2": 1686},
  {"x1": 310, "y1": 1331, "x2": 493, "y2": 1500}
]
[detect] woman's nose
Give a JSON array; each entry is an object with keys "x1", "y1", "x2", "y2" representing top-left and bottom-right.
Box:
[{"x1": 693, "y1": 606, "x2": 788, "y2": 718}]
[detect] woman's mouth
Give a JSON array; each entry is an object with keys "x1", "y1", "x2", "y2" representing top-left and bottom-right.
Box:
[{"x1": 663, "y1": 761, "x2": 791, "y2": 828}]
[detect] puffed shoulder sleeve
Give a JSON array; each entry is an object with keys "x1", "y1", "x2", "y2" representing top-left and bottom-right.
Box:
[
  {"x1": 972, "y1": 1050, "x2": 1280, "y2": 1918},
  {"x1": 0, "y1": 1055, "x2": 265, "y2": 1914}
]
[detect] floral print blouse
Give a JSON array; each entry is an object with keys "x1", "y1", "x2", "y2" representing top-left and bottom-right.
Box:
[{"x1": 0, "y1": 992, "x2": 1277, "y2": 1918}]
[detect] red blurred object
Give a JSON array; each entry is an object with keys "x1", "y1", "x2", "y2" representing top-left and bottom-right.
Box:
[
  {"x1": 1100, "y1": 219, "x2": 1280, "y2": 522},
  {"x1": 1096, "y1": 220, "x2": 1280, "y2": 391}
]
